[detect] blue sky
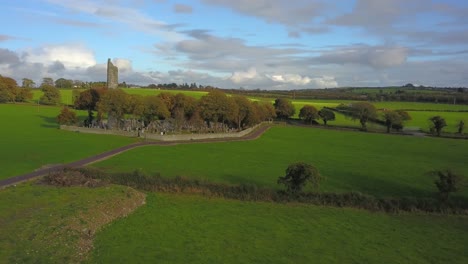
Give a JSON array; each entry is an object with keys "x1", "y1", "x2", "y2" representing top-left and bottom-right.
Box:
[{"x1": 1, "y1": 0, "x2": 468, "y2": 89}]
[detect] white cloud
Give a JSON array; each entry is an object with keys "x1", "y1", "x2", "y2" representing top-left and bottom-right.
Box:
[
  {"x1": 230, "y1": 68, "x2": 258, "y2": 83},
  {"x1": 24, "y1": 44, "x2": 96, "y2": 68},
  {"x1": 112, "y1": 58, "x2": 133, "y2": 72},
  {"x1": 268, "y1": 73, "x2": 337, "y2": 88}
]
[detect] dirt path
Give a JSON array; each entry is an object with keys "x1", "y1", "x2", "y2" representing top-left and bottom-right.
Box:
[{"x1": 0, "y1": 125, "x2": 272, "y2": 189}]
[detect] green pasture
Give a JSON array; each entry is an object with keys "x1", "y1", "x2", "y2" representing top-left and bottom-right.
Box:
[
  {"x1": 90, "y1": 193, "x2": 468, "y2": 263},
  {"x1": 0, "y1": 182, "x2": 142, "y2": 263},
  {"x1": 92, "y1": 125, "x2": 468, "y2": 199},
  {"x1": 373, "y1": 101, "x2": 468, "y2": 111},
  {"x1": 0, "y1": 104, "x2": 134, "y2": 179},
  {"x1": 403, "y1": 111, "x2": 467, "y2": 133}
]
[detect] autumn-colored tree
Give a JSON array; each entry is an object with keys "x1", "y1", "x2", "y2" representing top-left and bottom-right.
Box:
[
  {"x1": 57, "y1": 107, "x2": 78, "y2": 125},
  {"x1": 143, "y1": 95, "x2": 170, "y2": 123},
  {"x1": 299, "y1": 105, "x2": 319, "y2": 124},
  {"x1": 199, "y1": 90, "x2": 232, "y2": 126},
  {"x1": 97, "y1": 89, "x2": 130, "y2": 129},
  {"x1": 157, "y1": 92, "x2": 175, "y2": 113},
  {"x1": 74, "y1": 88, "x2": 105, "y2": 111},
  {"x1": 232, "y1": 95, "x2": 253, "y2": 129},
  {"x1": 15, "y1": 87, "x2": 33, "y2": 102},
  {"x1": 0, "y1": 75, "x2": 19, "y2": 103}
]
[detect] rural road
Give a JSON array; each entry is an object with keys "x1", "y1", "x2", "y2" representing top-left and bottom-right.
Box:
[{"x1": 0, "y1": 125, "x2": 271, "y2": 189}]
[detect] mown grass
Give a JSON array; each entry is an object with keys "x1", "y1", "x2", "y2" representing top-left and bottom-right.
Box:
[
  {"x1": 92, "y1": 125, "x2": 468, "y2": 199},
  {"x1": 89, "y1": 193, "x2": 468, "y2": 263},
  {"x1": 0, "y1": 104, "x2": 134, "y2": 179},
  {"x1": 0, "y1": 182, "x2": 144, "y2": 263}
]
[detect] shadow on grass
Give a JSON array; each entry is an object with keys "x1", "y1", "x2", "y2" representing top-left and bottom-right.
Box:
[{"x1": 37, "y1": 115, "x2": 59, "y2": 128}]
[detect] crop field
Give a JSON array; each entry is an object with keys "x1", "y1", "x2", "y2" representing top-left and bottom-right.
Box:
[
  {"x1": 89, "y1": 193, "x2": 468, "y2": 263},
  {"x1": 92, "y1": 125, "x2": 468, "y2": 199},
  {"x1": 373, "y1": 101, "x2": 468, "y2": 111},
  {"x1": 0, "y1": 104, "x2": 134, "y2": 180}
]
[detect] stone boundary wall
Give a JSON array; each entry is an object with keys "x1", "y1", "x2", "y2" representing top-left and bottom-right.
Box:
[{"x1": 60, "y1": 123, "x2": 263, "y2": 141}]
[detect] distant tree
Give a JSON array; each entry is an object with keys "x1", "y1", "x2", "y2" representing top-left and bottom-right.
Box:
[
  {"x1": 39, "y1": 84, "x2": 61, "y2": 105},
  {"x1": 298, "y1": 105, "x2": 319, "y2": 124},
  {"x1": 278, "y1": 162, "x2": 322, "y2": 194},
  {"x1": 381, "y1": 110, "x2": 411, "y2": 133},
  {"x1": 172, "y1": 93, "x2": 197, "y2": 120},
  {"x1": 56, "y1": 107, "x2": 78, "y2": 125},
  {"x1": 457, "y1": 120, "x2": 465, "y2": 135},
  {"x1": 429, "y1": 116, "x2": 447, "y2": 136},
  {"x1": 55, "y1": 78, "x2": 73, "y2": 89},
  {"x1": 273, "y1": 98, "x2": 295, "y2": 119},
  {"x1": 22, "y1": 78, "x2": 35, "y2": 88},
  {"x1": 318, "y1": 108, "x2": 335, "y2": 126},
  {"x1": 348, "y1": 102, "x2": 377, "y2": 131},
  {"x1": 429, "y1": 169, "x2": 464, "y2": 201},
  {"x1": 41, "y1": 77, "x2": 54, "y2": 87}
]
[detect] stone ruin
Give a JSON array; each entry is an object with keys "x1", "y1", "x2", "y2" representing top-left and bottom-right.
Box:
[{"x1": 107, "y1": 58, "x2": 118, "y2": 89}]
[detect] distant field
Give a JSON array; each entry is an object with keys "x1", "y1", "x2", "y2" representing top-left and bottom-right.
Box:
[
  {"x1": 373, "y1": 101, "x2": 468, "y2": 111},
  {"x1": 0, "y1": 182, "x2": 144, "y2": 263},
  {"x1": 404, "y1": 111, "x2": 467, "y2": 133},
  {"x1": 90, "y1": 193, "x2": 468, "y2": 263},
  {"x1": 92, "y1": 125, "x2": 468, "y2": 199},
  {"x1": 0, "y1": 104, "x2": 134, "y2": 179}
]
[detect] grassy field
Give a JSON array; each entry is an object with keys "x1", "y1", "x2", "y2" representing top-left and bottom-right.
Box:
[
  {"x1": 0, "y1": 182, "x2": 145, "y2": 263},
  {"x1": 89, "y1": 193, "x2": 468, "y2": 263},
  {"x1": 31, "y1": 88, "x2": 208, "y2": 104},
  {"x1": 0, "y1": 104, "x2": 134, "y2": 179},
  {"x1": 92, "y1": 125, "x2": 468, "y2": 199},
  {"x1": 404, "y1": 111, "x2": 467, "y2": 133}
]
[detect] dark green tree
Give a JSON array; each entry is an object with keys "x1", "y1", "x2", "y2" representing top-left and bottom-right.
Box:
[
  {"x1": 318, "y1": 108, "x2": 335, "y2": 126},
  {"x1": 430, "y1": 169, "x2": 464, "y2": 201},
  {"x1": 278, "y1": 162, "x2": 322, "y2": 194},
  {"x1": 39, "y1": 84, "x2": 61, "y2": 105},
  {"x1": 429, "y1": 116, "x2": 447, "y2": 136},
  {"x1": 457, "y1": 120, "x2": 465, "y2": 135},
  {"x1": 273, "y1": 98, "x2": 295, "y2": 119},
  {"x1": 299, "y1": 105, "x2": 319, "y2": 124}
]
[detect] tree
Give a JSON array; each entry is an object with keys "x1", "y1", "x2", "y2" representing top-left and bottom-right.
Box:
[
  {"x1": 457, "y1": 120, "x2": 465, "y2": 135},
  {"x1": 74, "y1": 88, "x2": 104, "y2": 111},
  {"x1": 15, "y1": 87, "x2": 33, "y2": 102},
  {"x1": 39, "y1": 84, "x2": 61, "y2": 105},
  {"x1": 143, "y1": 95, "x2": 170, "y2": 123},
  {"x1": 277, "y1": 162, "x2": 322, "y2": 194},
  {"x1": 41, "y1": 77, "x2": 54, "y2": 87},
  {"x1": 232, "y1": 95, "x2": 253, "y2": 129},
  {"x1": 429, "y1": 169, "x2": 464, "y2": 201},
  {"x1": 97, "y1": 89, "x2": 130, "y2": 129},
  {"x1": 429, "y1": 116, "x2": 447, "y2": 136},
  {"x1": 22, "y1": 78, "x2": 35, "y2": 88},
  {"x1": 0, "y1": 75, "x2": 18, "y2": 103},
  {"x1": 348, "y1": 102, "x2": 377, "y2": 131},
  {"x1": 198, "y1": 90, "x2": 232, "y2": 127},
  {"x1": 318, "y1": 108, "x2": 335, "y2": 126},
  {"x1": 298, "y1": 105, "x2": 319, "y2": 124},
  {"x1": 55, "y1": 78, "x2": 73, "y2": 89},
  {"x1": 57, "y1": 107, "x2": 78, "y2": 125},
  {"x1": 381, "y1": 110, "x2": 412, "y2": 133},
  {"x1": 273, "y1": 98, "x2": 295, "y2": 119}
]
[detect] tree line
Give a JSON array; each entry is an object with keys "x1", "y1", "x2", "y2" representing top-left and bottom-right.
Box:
[{"x1": 59, "y1": 88, "x2": 276, "y2": 133}]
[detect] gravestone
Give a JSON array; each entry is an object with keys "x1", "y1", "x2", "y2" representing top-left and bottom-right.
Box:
[{"x1": 107, "y1": 58, "x2": 118, "y2": 89}]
